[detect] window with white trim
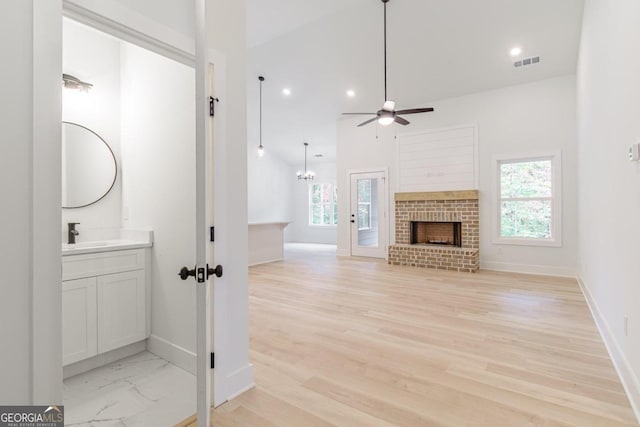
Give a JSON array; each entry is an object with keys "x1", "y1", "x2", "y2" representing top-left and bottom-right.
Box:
[
  {"x1": 497, "y1": 153, "x2": 561, "y2": 246},
  {"x1": 357, "y1": 179, "x2": 371, "y2": 230},
  {"x1": 309, "y1": 183, "x2": 337, "y2": 226}
]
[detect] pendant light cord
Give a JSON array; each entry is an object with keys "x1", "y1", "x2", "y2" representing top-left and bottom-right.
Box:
[{"x1": 259, "y1": 76, "x2": 263, "y2": 148}]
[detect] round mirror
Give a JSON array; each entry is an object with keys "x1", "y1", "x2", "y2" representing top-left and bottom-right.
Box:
[{"x1": 62, "y1": 122, "x2": 117, "y2": 208}]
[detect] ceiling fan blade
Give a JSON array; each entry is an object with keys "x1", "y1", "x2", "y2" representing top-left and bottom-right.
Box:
[
  {"x1": 395, "y1": 107, "x2": 434, "y2": 115},
  {"x1": 357, "y1": 117, "x2": 379, "y2": 127},
  {"x1": 383, "y1": 100, "x2": 396, "y2": 111},
  {"x1": 394, "y1": 116, "x2": 410, "y2": 126},
  {"x1": 342, "y1": 113, "x2": 376, "y2": 115}
]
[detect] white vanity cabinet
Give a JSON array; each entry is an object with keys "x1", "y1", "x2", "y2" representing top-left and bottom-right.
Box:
[
  {"x1": 62, "y1": 277, "x2": 97, "y2": 365},
  {"x1": 97, "y1": 270, "x2": 146, "y2": 353},
  {"x1": 62, "y1": 248, "x2": 148, "y2": 366}
]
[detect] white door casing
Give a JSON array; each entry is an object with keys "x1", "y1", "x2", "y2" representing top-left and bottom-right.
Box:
[{"x1": 350, "y1": 170, "x2": 388, "y2": 258}]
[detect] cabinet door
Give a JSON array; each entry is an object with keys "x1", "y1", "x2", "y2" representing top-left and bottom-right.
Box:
[
  {"x1": 62, "y1": 277, "x2": 97, "y2": 365},
  {"x1": 97, "y1": 270, "x2": 146, "y2": 353}
]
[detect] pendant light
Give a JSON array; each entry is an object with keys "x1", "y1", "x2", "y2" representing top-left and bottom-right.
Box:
[
  {"x1": 257, "y1": 76, "x2": 265, "y2": 157},
  {"x1": 296, "y1": 142, "x2": 315, "y2": 181}
]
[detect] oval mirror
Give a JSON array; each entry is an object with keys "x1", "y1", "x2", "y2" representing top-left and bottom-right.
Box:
[{"x1": 62, "y1": 122, "x2": 117, "y2": 208}]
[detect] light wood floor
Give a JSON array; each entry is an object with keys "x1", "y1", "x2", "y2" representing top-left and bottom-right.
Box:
[{"x1": 182, "y1": 243, "x2": 637, "y2": 426}]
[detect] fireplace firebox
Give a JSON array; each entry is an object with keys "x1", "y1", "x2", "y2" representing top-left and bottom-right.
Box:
[{"x1": 410, "y1": 221, "x2": 462, "y2": 247}]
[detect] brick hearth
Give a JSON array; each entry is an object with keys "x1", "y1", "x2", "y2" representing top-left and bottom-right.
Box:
[{"x1": 388, "y1": 190, "x2": 479, "y2": 272}]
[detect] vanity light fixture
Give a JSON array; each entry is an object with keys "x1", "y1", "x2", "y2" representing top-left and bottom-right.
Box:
[
  {"x1": 296, "y1": 142, "x2": 315, "y2": 181},
  {"x1": 62, "y1": 73, "x2": 93, "y2": 92},
  {"x1": 257, "y1": 76, "x2": 265, "y2": 157}
]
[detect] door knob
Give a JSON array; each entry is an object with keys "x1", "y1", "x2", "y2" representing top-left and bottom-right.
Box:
[
  {"x1": 350, "y1": 219, "x2": 355, "y2": 223},
  {"x1": 208, "y1": 265, "x2": 223, "y2": 279},
  {"x1": 179, "y1": 266, "x2": 196, "y2": 280}
]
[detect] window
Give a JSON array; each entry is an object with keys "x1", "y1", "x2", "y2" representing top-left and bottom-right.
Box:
[
  {"x1": 309, "y1": 183, "x2": 337, "y2": 226},
  {"x1": 496, "y1": 152, "x2": 561, "y2": 246},
  {"x1": 357, "y1": 179, "x2": 371, "y2": 230}
]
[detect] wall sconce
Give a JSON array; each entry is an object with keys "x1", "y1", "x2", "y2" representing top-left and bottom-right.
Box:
[{"x1": 62, "y1": 74, "x2": 93, "y2": 92}]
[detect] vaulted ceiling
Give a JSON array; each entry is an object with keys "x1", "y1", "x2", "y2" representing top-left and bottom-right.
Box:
[{"x1": 247, "y1": 0, "x2": 584, "y2": 165}]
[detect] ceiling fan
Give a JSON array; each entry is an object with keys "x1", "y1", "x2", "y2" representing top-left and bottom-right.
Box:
[{"x1": 343, "y1": 0, "x2": 434, "y2": 127}]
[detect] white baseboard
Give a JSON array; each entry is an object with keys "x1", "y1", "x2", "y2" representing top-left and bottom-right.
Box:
[
  {"x1": 146, "y1": 336, "x2": 254, "y2": 406},
  {"x1": 481, "y1": 260, "x2": 576, "y2": 278},
  {"x1": 63, "y1": 340, "x2": 146, "y2": 379},
  {"x1": 248, "y1": 258, "x2": 283, "y2": 267},
  {"x1": 225, "y1": 363, "x2": 255, "y2": 401},
  {"x1": 336, "y1": 248, "x2": 350, "y2": 257},
  {"x1": 146, "y1": 334, "x2": 196, "y2": 375},
  {"x1": 577, "y1": 274, "x2": 640, "y2": 424}
]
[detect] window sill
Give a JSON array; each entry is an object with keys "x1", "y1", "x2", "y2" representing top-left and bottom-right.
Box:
[
  {"x1": 308, "y1": 224, "x2": 337, "y2": 228},
  {"x1": 494, "y1": 237, "x2": 562, "y2": 248}
]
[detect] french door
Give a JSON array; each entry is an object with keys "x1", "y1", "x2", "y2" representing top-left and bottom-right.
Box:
[{"x1": 350, "y1": 171, "x2": 388, "y2": 258}]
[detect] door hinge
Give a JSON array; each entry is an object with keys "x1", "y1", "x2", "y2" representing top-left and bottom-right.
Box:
[
  {"x1": 210, "y1": 352, "x2": 215, "y2": 369},
  {"x1": 209, "y1": 96, "x2": 219, "y2": 117},
  {"x1": 210, "y1": 226, "x2": 215, "y2": 242}
]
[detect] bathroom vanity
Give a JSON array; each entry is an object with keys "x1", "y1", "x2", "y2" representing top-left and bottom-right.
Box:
[{"x1": 61, "y1": 235, "x2": 152, "y2": 369}]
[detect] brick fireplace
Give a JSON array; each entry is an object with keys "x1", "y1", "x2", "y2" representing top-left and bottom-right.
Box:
[{"x1": 388, "y1": 190, "x2": 479, "y2": 272}]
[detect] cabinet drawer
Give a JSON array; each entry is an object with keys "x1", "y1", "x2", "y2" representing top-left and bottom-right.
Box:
[{"x1": 62, "y1": 249, "x2": 145, "y2": 281}]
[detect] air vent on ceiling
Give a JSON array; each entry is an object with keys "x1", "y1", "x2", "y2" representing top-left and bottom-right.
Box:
[
  {"x1": 315, "y1": 154, "x2": 324, "y2": 158},
  {"x1": 514, "y1": 56, "x2": 541, "y2": 68}
]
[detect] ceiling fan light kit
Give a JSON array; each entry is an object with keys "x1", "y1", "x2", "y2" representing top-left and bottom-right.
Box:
[{"x1": 342, "y1": 0, "x2": 434, "y2": 127}]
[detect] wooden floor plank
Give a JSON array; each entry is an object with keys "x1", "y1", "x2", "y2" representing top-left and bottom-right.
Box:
[{"x1": 179, "y1": 244, "x2": 637, "y2": 426}]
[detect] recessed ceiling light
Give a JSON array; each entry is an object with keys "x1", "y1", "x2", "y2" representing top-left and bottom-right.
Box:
[
  {"x1": 282, "y1": 88, "x2": 291, "y2": 96},
  {"x1": 346, "y1": 89, "x2": 356, "y2": 98},
  {"x1": 510, "y1": 47, "x2": 522, "y2": 57}
]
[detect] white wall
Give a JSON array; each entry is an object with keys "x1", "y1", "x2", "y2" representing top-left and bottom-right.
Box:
[
  {"x1": 120, "y1": 42, "x2": 197, "y2": 366},
  {"x1": 337, "y1": 75, "x2": 577, "y2": 276},
  {"x1": 0, "y1": 0, "x2": 62, "y2": 404},
  {"x1": 62, "y1": 19, "x2": 122, "y2": 238},
  {"x1": 247, "y1": 150, "x2": 294, "y2": 241},
  {"x1": 290, "y1": 162, "x2": 337, "y2": 244},
  {"x1": 577, "y1": 0, "x2": 640, "y2": 418}
]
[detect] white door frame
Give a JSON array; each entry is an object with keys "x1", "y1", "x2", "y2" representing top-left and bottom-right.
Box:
[{"x1": 349, "y1": 168, "x2": 389, "y2": 259}]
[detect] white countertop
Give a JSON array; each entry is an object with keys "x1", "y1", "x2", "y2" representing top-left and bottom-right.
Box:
[
  {"x1": 62, "y1": 240, "x2": 153, "y2": 256},
  {"x1": 248, "y1": 221, "x2": 292, "y2": 226}
]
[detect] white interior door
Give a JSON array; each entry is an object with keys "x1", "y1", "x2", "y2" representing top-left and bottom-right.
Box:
[
  {"x1": 194, "y1": 0, "x2": 213, "y2": 424},
  {"x1": 350, "y1": 171, "x2": 387, "y2": 258}
]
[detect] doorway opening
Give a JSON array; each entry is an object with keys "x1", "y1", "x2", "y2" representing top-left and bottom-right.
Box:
[
  {"x1": 60, "y1": 16, "x2": 212, "y2": 426},
  {"x1": 349, "y1": 170, "x2": 388, "y2": 258}
]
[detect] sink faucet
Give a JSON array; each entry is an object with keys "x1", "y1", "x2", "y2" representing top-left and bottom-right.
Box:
[{"x1": 68, "y1": 222, "x2": 80, "y2": 244}]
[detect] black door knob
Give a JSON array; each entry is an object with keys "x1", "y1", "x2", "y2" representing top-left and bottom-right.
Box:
[
  {"x1": 208, "y1": 265, "x2": 223, "y2": 279},
  {"x1": 179, "y1": 266, "x2": 196, "y2": 280}
]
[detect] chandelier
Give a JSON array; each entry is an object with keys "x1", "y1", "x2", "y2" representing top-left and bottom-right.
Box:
[{"x1": 296, "y1": 142, "x2": 315, "y2": 181}]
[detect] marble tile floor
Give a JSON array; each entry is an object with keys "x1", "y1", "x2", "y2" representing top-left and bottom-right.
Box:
[{"x1": 63, "y1": 351, "x2": 195, "y2": 427}]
